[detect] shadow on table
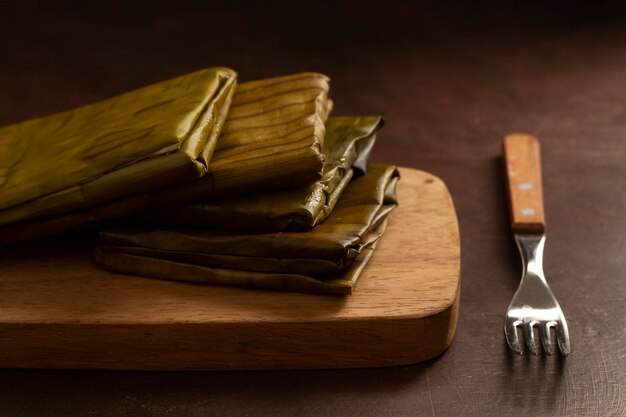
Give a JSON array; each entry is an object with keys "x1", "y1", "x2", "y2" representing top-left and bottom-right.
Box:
[{"x1": 0, "y1": 363, "x2": 431, "y2": 415}]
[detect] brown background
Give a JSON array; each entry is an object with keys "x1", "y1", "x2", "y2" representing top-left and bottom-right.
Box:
[{"x1": 1, "y1": 1, "x2": 625, "y2": 416}]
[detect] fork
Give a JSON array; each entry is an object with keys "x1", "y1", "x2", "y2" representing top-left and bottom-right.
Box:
[{"x1": 502, "y1": 134, "x2": 570, "y2": 356}]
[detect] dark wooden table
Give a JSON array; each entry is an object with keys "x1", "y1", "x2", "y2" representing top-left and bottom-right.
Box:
[{"x1": 1, "y1": 2, "x2": 625, "y2": 416}]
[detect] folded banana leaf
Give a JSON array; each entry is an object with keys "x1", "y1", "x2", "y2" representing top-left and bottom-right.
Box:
[
  {"x1": 93, "y1": 221, "x2": 386, "y2": 295},
  {"x1": 138, "y1": 116, "x2": 382, "y2": 232},
  {"x1": 0, "y1": 67, "x2": 237, "y2": 225},
  {"x1": 96, "y1": 164, "x2": 400, "y2": 277},
  {"x1": 0, "y1": 73, "x2": 331, "y2": 245},
  {"x1": 163, "y1": 72, "x2": 332, "y2": 200}
]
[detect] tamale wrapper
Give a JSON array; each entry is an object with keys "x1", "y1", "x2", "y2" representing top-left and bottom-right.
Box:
[
  {"x1": 0, "y1": 67, "x2": 237, "y2": 225},
  {"x1": 170, "y1": 72, "x2": 332, "y2": 199},
  {"x1": 0, "y1": 73, "x2": 331, "y2": 245},
  {"x1": 96, "y1": 164, "x2": 400, "y2": 277},
  {"x1": 138, "y1": 116, "x2": 382, "y2": 232},
  {"x1": 94, "y1": 222, "x2": 385, "y2": 295}
]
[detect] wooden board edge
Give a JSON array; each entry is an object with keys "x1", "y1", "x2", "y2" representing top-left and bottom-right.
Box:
[{"x1": 0, "y1": 281, "x2": 461, "y2": 371}]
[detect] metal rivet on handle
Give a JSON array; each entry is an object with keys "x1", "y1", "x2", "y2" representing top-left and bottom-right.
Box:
[
  {"x1": 521, "y1": 208, "x2": 535, "y2": 216},
  {"x1": 518, "y1": 182, "x2": 533, "y2": 190}
]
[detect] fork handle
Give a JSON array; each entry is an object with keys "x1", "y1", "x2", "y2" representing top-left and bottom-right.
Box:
[{"x1": 503, "y1": 133, "x2": 546, "y2": 233}]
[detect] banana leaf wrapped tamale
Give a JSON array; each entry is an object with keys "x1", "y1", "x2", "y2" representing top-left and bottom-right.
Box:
[
  {"x1": 138, "y1": 116, "x2": 382, "y2": 232},
  {"x1": 94, "y1": 225, "x2": 385, "y2": 295},
  {"x1": 95, "y1": 165, "x2": 399, "y2": 293},
  {"x1": 0, "y1": 73, "x2": 331, "y2": 245},
  {"x1": 177, "y1": 72, "x2": 332, "y2": 198},
  {"x1": 0, "y1": 67, "x2": 237, "y2": 225}
]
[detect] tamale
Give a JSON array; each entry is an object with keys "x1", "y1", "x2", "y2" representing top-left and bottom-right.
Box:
[
  {"x1": 0, "y1": 67, "x2": 237, "y2": 225},
  {"x1": 164, "y1": 72, "x2": 332, "y2": 198},
  {"x1": 96, "y1": 164, "x2": 400, "y2": 276},
  {"x1": 138, "y1": 116, "x2": 382, "y2": 232},
  {"x1": 0, "y1": 73, "x2": 331, "y2": 246},
  {"x1": 93, "y1": 223, "x2": 385, "y2": 295}
]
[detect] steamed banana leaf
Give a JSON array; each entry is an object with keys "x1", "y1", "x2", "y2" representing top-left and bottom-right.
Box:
[
  {"x1": 0, "y1": 73, "x2": 331, "y2": 245},
  {"x1": 96, "y1": 164, "x2": 399, "y2": 276},
  {"x1": 170, "y1": 72, "x2": 332, "y2": 199},
  {"x1": 94, "y1": 223, "x2": 385, "y2": 295},
  {"x1": 0, "y1": 67, "x2": 237, "y2": 225},
  {"x1": 138, "y1": 116, "x2": 382, "y2": 232}
]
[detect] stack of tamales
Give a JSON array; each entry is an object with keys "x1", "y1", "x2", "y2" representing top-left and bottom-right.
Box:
[{"x1": 0, "y1": 68, "x2": 399, "y2": 295}]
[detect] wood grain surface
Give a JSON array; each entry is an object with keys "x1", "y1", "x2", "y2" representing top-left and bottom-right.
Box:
[
  {"x1": 0, "y1": 168, "x2": 460, "y2": 370},
  {"x1": 503, "y1": 134, "x2": 546, "y2": 233},
  {"x1": 0, "y1": 1, "x2": 625, "y2": 416}
]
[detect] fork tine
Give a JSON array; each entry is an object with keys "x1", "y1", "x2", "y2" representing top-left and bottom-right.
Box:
[
  {"x1": 505, "y1": 320, "x2": 523, "y2": 354},
  {"x1": 540, "y1": 323, "x2": 555, "y2": 355},
  {"x1": 556, "y1": 321, "x2": 571, "y2": 356},
  {"x1": 523, "y1": 322, "x2": 539, "y2": 355}
]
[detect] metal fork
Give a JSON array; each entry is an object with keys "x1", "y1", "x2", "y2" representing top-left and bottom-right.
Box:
[{"x1": 502, "y1": 134, "x2": 570, "y2": 356}]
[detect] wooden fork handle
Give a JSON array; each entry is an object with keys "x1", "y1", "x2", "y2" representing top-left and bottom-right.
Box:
[{"x1": 503, "y1": 133, "x2": 546, "y2": 233}]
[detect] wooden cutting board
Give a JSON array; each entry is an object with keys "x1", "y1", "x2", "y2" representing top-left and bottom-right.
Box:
[{"x1": 0, "y1": 167, "x2": 460, "y2": 370}]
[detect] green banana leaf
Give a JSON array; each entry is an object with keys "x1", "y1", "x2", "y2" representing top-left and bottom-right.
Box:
[
  {"x1": 174, "y1": 72, "x2": 332, "y2": 199},
  {"x1": 137, "y1": 116, "x2": 383, "y2": 232},
  {"x1": 93, "y1": 222, "x2": 385, "y2": 295},
  {"x1": 0, "y1": 73, "x2": 331, "y2": 245},
  {"x1": 0, "y1": 67, "x2": 237, "y2": 225},
  {"x1": 96, "y1": 164, "x2": 399, "y2": 276}
]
